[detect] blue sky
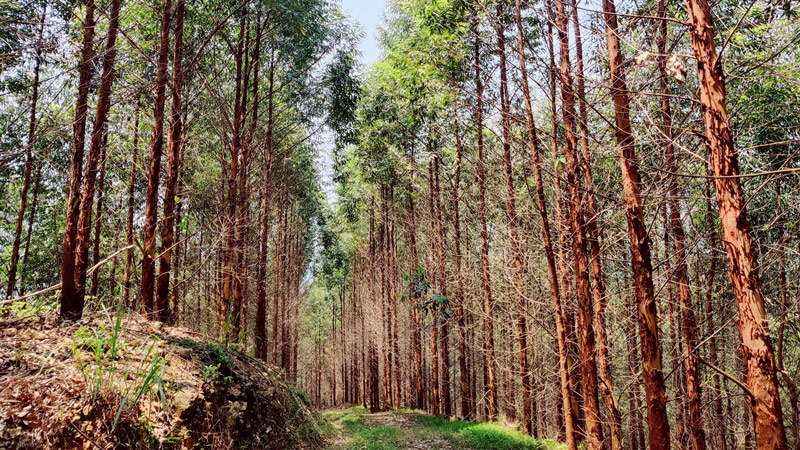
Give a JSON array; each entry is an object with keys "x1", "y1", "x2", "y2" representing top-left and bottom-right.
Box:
[{"x1": 339, "y1": 0, "x2": 387, "y2": 65}]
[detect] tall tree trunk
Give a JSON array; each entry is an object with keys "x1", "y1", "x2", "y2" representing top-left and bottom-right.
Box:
[
  {"x1": 256, "y1": 48, "x2": 275, "y2": 361},
  {"x1": 219, "y1": 18, "x2": 246, "y2": 334},
  {"x1": 685, "y1": 0, "x2": 787, "y2": 446},
  {"x1": 60, "y1": 0, "x2": 96, "y2": 319},
  {"x1": 73, "y1": 0, "x2": 122, "y2": 308},
  {"x1": 656, "y1": 2, "x2": 707, "y2": 448},
  {"x1": 427, "y1": 166, "x2": 440, "y2": 416},
  {"x1": 89, "y1": 132, "x2": 108, "y2": 298},
  {"x1": 7, "y1": 7, "x2": 45, "y2": 299},
  {"x1": 140, "y1": 0, "x2": 173, "y2": 317},
  {"x1": 407, "y1": 154, "x2": 424, "y2": 410},
  {"x1": 433, "y1": 156, "x2": 452, "y2": 417},
  {"x1": 473, "y1": 29, "x2": 497, "y2": 422},
  {"x1": 155, "y1": 0, "x2": 186, "y2": 323},
  {"x1": 514, "y1": 0, "x2": 575, "y2": 445},
  {"x1": 495, "y1": 1, "x2": 532, "y2": 433},
  {"x1": 546, "y1": 9, "x2": 583, "y2": 437},
  {"x1": 702, "y1": 175, "x2": 727, "y2": 450},
  {"x1": 123, "y1": 108, "x2": 140, "y2": 308},
  {"x1": 599, "y1": 0, "x2": 672, "y2": 448},
  {"x1": 570, "y1": 2, "x2": 623, "y2": 447},
  {"x1": 452, "y1": 122, "x2": 472, "y2": 420},
  {"x1": 553, "y1": 0, "x2": 604, "y2": 446}
]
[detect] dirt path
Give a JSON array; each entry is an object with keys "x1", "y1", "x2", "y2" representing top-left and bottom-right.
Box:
[
  {"x1": 364, "y1": 411, "x2": 455, "y2": 450},
  {"x1": 321, "y1": 406, "x2": 560, "y2": 450}
]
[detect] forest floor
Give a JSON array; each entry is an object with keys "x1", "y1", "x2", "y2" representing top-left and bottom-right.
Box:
[{"x1": 320, "y1": 405, "x2": 565, "y2": 450}]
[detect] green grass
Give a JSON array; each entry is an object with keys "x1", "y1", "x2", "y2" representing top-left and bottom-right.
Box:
[
  {"x1": 415, "y1": 414, "x2": 547, "y2": 450},
  {"x1": 322, "y1": 406, "x2": 565, "y2": 450},
  {"x1": 323, "y1": 407, "x2": 401, "y2": 449}
]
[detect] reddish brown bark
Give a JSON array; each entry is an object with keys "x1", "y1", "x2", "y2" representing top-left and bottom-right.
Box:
[
  {"x1": 60, "y1": 0, "x2": 96, "y2": 319},
  {"x1": 599, "y1": 0, "x2": 672, "y2": 447},
  {"x1": 155, "y1": 0, "x2": 185, "y2": 323},
  {"x1": 218, "y1": 18, "x2": 246, "y2": 335},
  {"x1": 545, "y1": 12, "x2": 583, "y2": 437},
  {"x1": 514, "y1": 0, "x2": 575, "y2": 445},
  {"x1": 473, "y1": 29, "x2": 497, "y2": 422},
  {"x1": 495, "y1": 1, "x2": 532, "y2": 433},
  {"x1": 432, "y1": 156, "x2": 451, "y2": 417},
  {"x1": 426, "y1": 170, "x2": 439, "y2": 415},
  {"x1": 570, "y1": 3, "x2": 623, "y2": 447},
  {"x1": 685, "y1": 0, "x2": 787, "y2": 446},
  {"x1": 553, "y1": 0, "x2": 604, "y2": 446},
  {"x1": 140, "y1": 0, "x2": 173, "y2": 317},
  {"x1": 655, "y1": 2, "x2": 707, "y2": 448},
  {"x1": 7, "y1": 7, "x2": 45, "y2": 299},
  {"x1": 73, "y1": 0, "x2": 122, "y2": 308}
]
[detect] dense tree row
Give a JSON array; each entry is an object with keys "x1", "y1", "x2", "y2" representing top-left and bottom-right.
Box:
[
  {"x1": 1, "y1": 0, "x2": 358, "y2": 378},
  {"x1": 2, "y1": 0, "x2": 800, "y2": 449},
  {"x1": 295, "y1": 1, "x2": 800, "y2": 450}
]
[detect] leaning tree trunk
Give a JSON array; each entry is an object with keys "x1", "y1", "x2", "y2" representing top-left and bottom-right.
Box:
[
  {"x1": 685, "y1": 0, "x2": 788, "y2": 447},
  {"x1": 599, "y1": 0, "x2": 671, "y2": 448}
]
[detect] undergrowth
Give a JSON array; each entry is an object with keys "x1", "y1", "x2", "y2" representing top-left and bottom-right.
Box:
[{"x1": 71, "y1": 300, "x2": 166, "y2": 431}]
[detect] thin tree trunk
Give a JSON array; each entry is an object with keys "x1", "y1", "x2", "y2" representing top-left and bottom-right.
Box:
[
  {"x1": 89, "y1": 132, "x2": 108, "y2": 298},
  {"x1": 656, "y1": 2, "x2": 706, "y2": 448},
  {"x1": 155, "y1": 0, "x2": 185, "y2": 323},
  {"x1": 407, "y1": 154, "x2": 424, "y2": 410},
  {"x1": 473, "y1": 29, "x2": 497, "y2": 422},
  {"x1": 553, "y1": 0, "x2": 604, "y2": 446},
  {"x1": 123, "y1": 108, "x2": 140, "y2": 308},
  {"x1": 256, "y1": 48, "x2": 275, "y2": 361},
  {"x1": 599, "y1": 0, "x2": 672, "y2": 447},
  {"x1": 703, "y1": 175, "x2": 727, "y2": 450},
  {"x1": 7, "y1": 7, "x2": 45, "y2": 299},
  {"x1": 685, "y1": 0, "x2": 787, "y2": 446},
  {"x1": 20, "y1": 166, "x2": 42, "y2": 291},
  {"x1": 514, "y1": 0, "x2": 575, "y2": 445},
  {"x1": 73, "y1": 0, "x2": 122, "y2": 309},
  {"x1": 546, "y1": 10, "x2": 583, "y2": 437},
  {"x1": 495, "y1": 1, "x2": 532, "y2": 433},
  {"x1": 570, "y1": 2, "x2": 623, "y2": 447},
  {"x1": 433, "y1": 156, "x2": 452, "y2": 417},
  {"x1": 140, "y1": 0, "x2": 173, "y2": 318},
  {"x1": 452, "y1": 121, "x2": 472, "y2": 420},
  {"x1": 60, "y1": 0, "x2": 96, "y2": 319}
]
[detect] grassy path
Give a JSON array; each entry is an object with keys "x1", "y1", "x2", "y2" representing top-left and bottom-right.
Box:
[{"x1": 320, "y1": 406, "x2": 565, "y2": 450}]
